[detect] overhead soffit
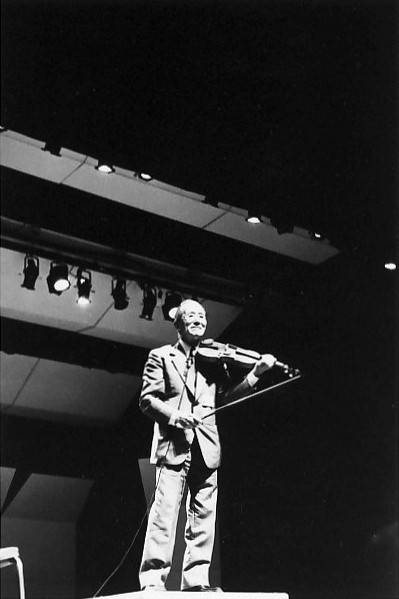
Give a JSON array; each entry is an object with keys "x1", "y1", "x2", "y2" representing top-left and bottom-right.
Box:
[
  {"x1": 0, "y1": 469, "x2": 94, "y2": 523},
  {"x1": 0, "y1": 352, "x2": 142, "y2": 426},
  {"x1": 0, "y1": 131, "x2": 339, "y2": 265},
  {"x1": 0, "y1": 246, "x2": 243, "y2": 427}
]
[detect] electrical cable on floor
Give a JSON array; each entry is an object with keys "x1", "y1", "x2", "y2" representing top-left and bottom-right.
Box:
[
  {"x1": 91, "y1": 358, "x2": 192, "y2": 598},
  {"x1": 91, "y1": 485, "x2": 157, "y2": 598}
]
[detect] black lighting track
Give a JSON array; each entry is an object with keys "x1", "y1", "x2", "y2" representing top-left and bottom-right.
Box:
[{"x1": 1, "y1": 215, "x2": 248, "y2": 305}]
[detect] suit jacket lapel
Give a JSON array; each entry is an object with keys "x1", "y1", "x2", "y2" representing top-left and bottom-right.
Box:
[{"x1": 195, "y1": 368, "x2": 207, "y2": 400}]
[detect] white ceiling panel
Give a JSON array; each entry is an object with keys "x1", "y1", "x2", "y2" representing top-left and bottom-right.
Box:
[
  {"x1": 66, "y1": 160, "x2": 218, "y2": 229},
  {"x1": 0, "y1": 353, "x2": 39, "y2": 408},
  {"x1": 1, "y1": 354, "x2": 141, "y2": 425},
  {"x1": 0, "y1": 132, "x2": 83, "y2": 183},
  {"x1": 197, "y1": 299, "x2": 242, "y2": 339},
  {"x1": 2, "y1": 473, "x2": 93, "y2": 522},
  {"x1": 1, "y1": 467, "x2": 16, "y2": 507},
  {"x1": 207, "y1": 209, "x2": 339, "y2": 264},
  {"x1": 1, "y1": 130, "x2": 339, "y2": 264}
]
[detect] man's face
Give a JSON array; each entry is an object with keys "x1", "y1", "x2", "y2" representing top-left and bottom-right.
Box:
[{"x1": 179, "y1": 301, "x2": 207, "y2": 345}]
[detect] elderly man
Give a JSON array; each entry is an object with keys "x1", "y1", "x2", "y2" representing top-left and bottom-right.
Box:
[{"x1": 139, "y1": 300, "x2": 276, "y2": 591}]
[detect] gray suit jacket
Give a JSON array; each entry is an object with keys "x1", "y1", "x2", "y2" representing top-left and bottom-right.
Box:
[{"x1": 139, "y1": 342, "x2": 255, "y2": 468}]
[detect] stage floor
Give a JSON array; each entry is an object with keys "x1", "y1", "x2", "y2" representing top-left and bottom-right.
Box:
[{"x1": 88, "y1": 592, "x2": 289, "y2": 599}]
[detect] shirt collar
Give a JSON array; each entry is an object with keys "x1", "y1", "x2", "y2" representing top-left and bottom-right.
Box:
[{"x1": 178, "y1": 339, "x2": 197, "y2": 357}]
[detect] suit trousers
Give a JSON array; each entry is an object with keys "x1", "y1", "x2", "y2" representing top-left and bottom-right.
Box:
[{"x1": 139, "y1": 434, "x2": 218, "y2": 590}]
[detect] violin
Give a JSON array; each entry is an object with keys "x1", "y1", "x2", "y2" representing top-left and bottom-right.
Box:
[{"x1": 196, "y1": 339, "x2": 300, "y2": 378}]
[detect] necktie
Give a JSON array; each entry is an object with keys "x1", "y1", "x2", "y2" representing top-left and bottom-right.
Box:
[
  {"x1": 185, "y1": 348, "x2": 196, "y2": 403},
  {"x1": 186, "y1": 347, "x2": 195, "y2": 369}
]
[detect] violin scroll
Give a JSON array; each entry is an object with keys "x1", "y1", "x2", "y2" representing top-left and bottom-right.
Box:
[{"x1": 275, "y1": 360, "x2": 301, "y2": 378}]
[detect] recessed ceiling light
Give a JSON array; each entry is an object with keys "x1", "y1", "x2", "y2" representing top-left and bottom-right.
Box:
[
  {"x1": 246, "y1": 215, "x2": 261, "y2": 225},
  {"x1": 138, "y1": 173, "x2": 153, "y2": 181},
  {"x1": 309, "y1": 231, "x2": 323, "y2": 240},
  {"x1": 246, "y1": 209, "x2": 262, "y2": 225},
  {"x1": 384, "y1": 262, "x2": 396, "y2": 271},
  {"x1": 96, "y1": 160, "x2": 115, "y2": 174}
]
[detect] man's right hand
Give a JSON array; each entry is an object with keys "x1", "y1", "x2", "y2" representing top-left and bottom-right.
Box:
[{"x1": 170, "y1": 410, "x2": 202, "y2": 429}]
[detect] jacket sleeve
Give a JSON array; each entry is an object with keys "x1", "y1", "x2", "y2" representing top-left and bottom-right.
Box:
[
  {"x1": 218, "y1": 371, "x2": 258, "y2": 406},
  {"x1": 139, "y1": 349, "x2": 174, "y2": 426}
]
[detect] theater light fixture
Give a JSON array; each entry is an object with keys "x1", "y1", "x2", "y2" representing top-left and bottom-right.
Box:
[
  {"x1": 76, "y1": 268, "x2": 92, "y2": 306},
  {"x1": 96, "y1": 160, "x2": 115, "y2": 174},
  {"x1": 140, "y1": 285, "x2": 157, "y2": 320},
  {"x1": 111, "y1": 278, "x2": 129, "y2": 310},
  {"x1": 21, "y1": 255, "x2": 39, "y2": 290},
  {"x1": 47, "y1": 262, "x2": 71, "y2": 295},
  {"x1": 162, "y1": 292, "x2": 182, "y2": 321}
]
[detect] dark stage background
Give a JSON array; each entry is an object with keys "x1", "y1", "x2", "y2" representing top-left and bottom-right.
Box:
[
  {"x1": 217, "y1": 253, "x2": 398, "y2": 598},
  {"x1": 1, "y1": 1, "x2": 398, "y2": 597}
]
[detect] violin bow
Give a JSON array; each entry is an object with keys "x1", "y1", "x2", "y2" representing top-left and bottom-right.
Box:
[{"x1": 201, "y1": 373, "x2": 302, "y2": 420}]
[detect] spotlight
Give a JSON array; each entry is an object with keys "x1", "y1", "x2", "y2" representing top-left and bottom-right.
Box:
[
  {"x1": 76, "y1": 268, "x2": 92, "y2": 306},
  {"x1": 111, "y1": 278, "x2": 129, "y2": 310},
  {"x1": 96, "y1": 160, "x2": 115, "y2": 174},
  {"x1": 21, "y1": 255, "x2": 39, "y2": 290},
  {"x1": 162, "y1": 292, "x2": 182, "y2": 321},
  {"x1": 384, "y1": 262, "x2": 396, "y2": 271},
  {"x1": 270, "y1": 216, "x2": 295, "y2": 235},
  {"x1": 140, "y1": 285, "x2": 157, "y2": 320},
  {"x1": 47, "y1": 262, "x2": 70, "y2": 295},
  {"x1": 246, "y1": 211, "x2": 262, "y2": 225},
  {"x1": 42, "y1": 142, "x2": 61, "y2": 156}
]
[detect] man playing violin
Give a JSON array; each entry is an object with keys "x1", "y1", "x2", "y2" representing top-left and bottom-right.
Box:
[{"x1": 139, "y1": 299, "x2": 276, "y2": 591}]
